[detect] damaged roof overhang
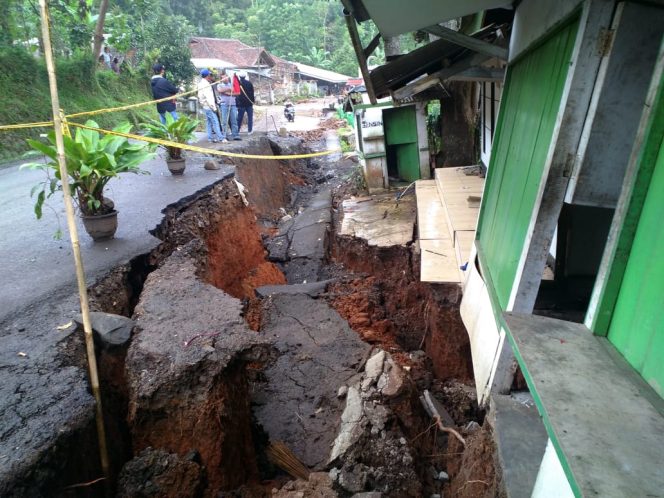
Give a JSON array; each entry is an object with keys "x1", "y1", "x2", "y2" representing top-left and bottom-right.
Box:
[
  {"x1": 342, "y1": 0, "x2": 512, "y2": 104},
  {"x1": 344, "y1": 0, "x2": 512, "y2": 38},
  {"x1": 372, "y1": 24, "x2": 508, "y2": 101}
]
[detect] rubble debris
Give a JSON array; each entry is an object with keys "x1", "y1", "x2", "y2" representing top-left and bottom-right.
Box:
[{"x1": 116, "y1": 447, "x2": 204, "y2": 498}]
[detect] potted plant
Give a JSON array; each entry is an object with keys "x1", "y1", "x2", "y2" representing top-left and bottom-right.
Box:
[
  {"x1": 141, "y1": 114, "x2": 198, "y2": 175},
  {"x1": 22, "y1": 120, "x2": 154, "y2": 241}
]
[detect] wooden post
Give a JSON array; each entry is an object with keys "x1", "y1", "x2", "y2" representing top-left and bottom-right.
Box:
[{"x1": 38, "y1": 0, "x2": 111, "y2": 488}]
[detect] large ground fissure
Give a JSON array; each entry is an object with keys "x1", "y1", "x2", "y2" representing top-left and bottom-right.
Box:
[{"x1": 22, "y1": 135, "x2": 499, "y2": 498}]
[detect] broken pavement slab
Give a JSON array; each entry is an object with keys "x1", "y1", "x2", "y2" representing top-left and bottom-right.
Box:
[
  {"x1": 253, "y1": 293, "x2": 371, "y2": 470},
  {"x1": 339, "y1": 193, "x2": 416, "y2": 247},
  {"x1": 278, "y1": 188, "x2": 333, "y2": 284},
  {"x1": 126, "y1": 242, "x2": 273, "y2": 491},
  {"x1": 73, "y1": 311, "x2": 135, "y2": 348},
  {"x1": 255, "y1": 279, "x2": 335, "y2": 298}
]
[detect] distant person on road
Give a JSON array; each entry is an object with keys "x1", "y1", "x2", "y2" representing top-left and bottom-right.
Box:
[
  {"x1": 216, "y1": 70, "x2": 241, "y2": 141},
  {"x1": 236, "y1": 71, "x2": 255, "y2": 135},
  {"x1": 198, "y1": 68, "x2": 224, "y2": 143},
  {"x1": 150, "y1": 63, "x2": 179, "y2": 124},
  {"x1": 101, "y1": 46, "x2": 112, "y2": 69}
]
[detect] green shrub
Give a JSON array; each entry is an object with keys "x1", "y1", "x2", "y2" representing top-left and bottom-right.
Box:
[{"x1": 0, "y1": 48, "x2": 154, "y2": 163}]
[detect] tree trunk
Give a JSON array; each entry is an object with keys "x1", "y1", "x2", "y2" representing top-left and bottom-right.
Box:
[
  {"x1": 92, "y1": 0, "x2": 109, "y2": 68},
  {"x1": 438, "y1": 81, "x2": 478, "y2": 167}
]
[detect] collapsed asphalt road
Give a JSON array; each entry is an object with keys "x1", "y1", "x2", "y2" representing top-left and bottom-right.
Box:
[{"x1": 1, "y1": 127, "x2": 496, "y2": 498}]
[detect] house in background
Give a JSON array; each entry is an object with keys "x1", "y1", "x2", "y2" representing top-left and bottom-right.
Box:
[
  {"x1": 189, "y1": 37, "x2": 297, "y2": 102},
  {"x1": 291, "y1": 62, "x2": 351, "y2": 96},
  {"x1": 189, "y1": 37, "x2": 352, "y2": 102},
  {"x1": 342, "y1": 0, "x2": 664, "y2": 496}
]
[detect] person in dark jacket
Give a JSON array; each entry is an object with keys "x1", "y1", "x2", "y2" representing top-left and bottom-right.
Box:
[
  {"x1": 236, "y1": 71, "x2": 255, "y2": 134},
  {"x1": 151, "y1": 63, "x2": 179, "y2": 124}
]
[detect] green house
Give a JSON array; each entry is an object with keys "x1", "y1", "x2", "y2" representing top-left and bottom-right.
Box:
[{"x1": 342, "y1": 0, "x2": 664, "y2": 496}]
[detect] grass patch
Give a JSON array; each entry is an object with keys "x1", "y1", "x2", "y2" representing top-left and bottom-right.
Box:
[{"x1": 0, "y1": 48, "x2": 154, "y2": 163}]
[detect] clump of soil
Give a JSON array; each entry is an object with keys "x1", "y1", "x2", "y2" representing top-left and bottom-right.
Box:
[
  {"x1": 116, "y1": 447, "x2": 205, "y2": 498},
  {"x1": 444, "y1": 422, "x2": 504, "y2": 498}
]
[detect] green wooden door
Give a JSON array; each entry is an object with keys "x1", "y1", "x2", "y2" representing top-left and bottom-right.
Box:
[
  {"x1": 608, "y1": 137, "x2": 664, "y2": 397},
  {"x1": 384, "y1": 106, "x2": 420, "y2": 181},
  {"x1": 477, "y1": 17, "x2": 579, "y2": 308}
]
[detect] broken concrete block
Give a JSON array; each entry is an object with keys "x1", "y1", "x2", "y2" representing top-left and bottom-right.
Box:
[
  {"x1": 337, "y1": 385, "x2": 348, "y2": 398},
  {"x1": 364, "y1": 350, "x2": 385, "y2": 384},
  {"x1": 339, "y1": 464, "x2": 368, "y2": 493},
  {"x1": 74, "y1": 311, "x2": 134, "y2": 348},
  {"x1": 329, "y1": 386, "x2": 364, "y2": 462}
]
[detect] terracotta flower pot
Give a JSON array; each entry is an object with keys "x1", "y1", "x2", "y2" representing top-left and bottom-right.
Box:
[
  {"x1": 166, "y1": 157, "x2": 186, "y2": 175},
  {"x1": 81, "y1": 210, "x2": 118, "y2": 241}
]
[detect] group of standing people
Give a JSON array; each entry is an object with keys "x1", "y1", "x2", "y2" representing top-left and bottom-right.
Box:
[
  {"x1": 197, "y1": 68, "x2": 255, "y2": 143},
  {"x1": 149, "y1": 64, "x2": 255, "y2": 142}
]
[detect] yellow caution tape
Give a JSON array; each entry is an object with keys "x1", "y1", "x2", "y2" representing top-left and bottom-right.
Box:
[
  {"x1": 66, "y1": 121, "x2": 340, "y2": 160},
  {"x1": 0, "y1": 121, "x2": 54, "y2": 131},
  {"x1": 65, "y1": 77, "x2": 259, "y2": 120}
]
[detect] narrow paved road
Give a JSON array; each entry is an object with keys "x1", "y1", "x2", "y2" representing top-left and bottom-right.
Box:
[{"x1": 0, "y1": 146, "x2": 233, "y2": 322}]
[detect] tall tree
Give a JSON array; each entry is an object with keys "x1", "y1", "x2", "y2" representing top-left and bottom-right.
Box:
[{"x1": 92, "y1": 0, "x2": 109, "y2": 65}]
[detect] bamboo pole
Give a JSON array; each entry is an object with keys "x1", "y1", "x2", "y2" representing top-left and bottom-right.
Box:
[{"x1": 38, "y1": 0, "x2": 111, "y2": 488}]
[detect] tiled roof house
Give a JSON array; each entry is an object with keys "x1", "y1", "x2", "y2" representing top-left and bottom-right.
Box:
[{"x1": 189, "y1": 37, "x2": 297, "y2": 101}]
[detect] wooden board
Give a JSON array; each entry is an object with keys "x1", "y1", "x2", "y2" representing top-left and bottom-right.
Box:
[
  {"x1": 420, "y1": 239, "x2": 461, "y2": 283},
  {"x1": 415, "y1": 180, "x2": 452, "y2": 240},
  {"x1": 434, "y1": 167, "x2": 484, "y2": 234},
  {"x1": 455, "y1": 231, "x2": 475, "y2": 269}
]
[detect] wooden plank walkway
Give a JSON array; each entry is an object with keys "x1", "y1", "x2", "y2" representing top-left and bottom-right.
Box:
[{"x1": 416, "y1": 167, "x2": 484, "y2": 283}]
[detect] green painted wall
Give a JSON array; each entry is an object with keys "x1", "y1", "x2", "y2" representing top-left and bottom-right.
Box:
[
  {"x1": 608, "y1": 135, "x2": 664, "y2": 397},
  {"x1": 384, "y1": 106, "x2": 420, "y2": 181},
  {"x1": 477, "y1": 18, "x2": 579, "y2": 308}
]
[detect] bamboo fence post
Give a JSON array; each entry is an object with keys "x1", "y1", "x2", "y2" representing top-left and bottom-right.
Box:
[{"x1": 38, "y1": 0, "x2": 111, "y2": 489}]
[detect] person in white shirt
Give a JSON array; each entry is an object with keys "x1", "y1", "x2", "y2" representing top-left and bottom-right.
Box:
[{"x1": 197, "y1": 69, "x2": 224, "y2": 143}]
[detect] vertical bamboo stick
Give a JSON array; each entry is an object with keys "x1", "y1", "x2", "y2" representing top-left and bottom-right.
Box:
[{"x1": 38, "y1": 0, "x2": 111, "y2": 487}]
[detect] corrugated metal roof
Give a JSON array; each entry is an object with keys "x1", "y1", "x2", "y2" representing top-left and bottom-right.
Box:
[
  {"x1": 294, "y1": 62, "x2": 352, "y2": 83},
  {"x1": 349, "y1": 0, "x2": 512, "y2": 37},
  {"x1": 191, "y1": 58, "x2": 237, "y2": 69}
]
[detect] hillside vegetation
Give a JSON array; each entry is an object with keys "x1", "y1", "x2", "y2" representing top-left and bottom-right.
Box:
[{"x1": 0, "y1": 49, "x2": 153, "y2": 162}]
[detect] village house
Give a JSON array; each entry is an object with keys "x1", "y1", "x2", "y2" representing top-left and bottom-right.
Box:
[{"x1": 189, "y1": 37, "x2": 351, "y2": 102}]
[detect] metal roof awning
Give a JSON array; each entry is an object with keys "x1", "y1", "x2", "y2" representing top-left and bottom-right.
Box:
[
  {"x1": 370, "y1": 24, "x2": 507, "y2": 101},
  {"x1": 345, "y1": 0, "x2": 512, "y2": 37}
]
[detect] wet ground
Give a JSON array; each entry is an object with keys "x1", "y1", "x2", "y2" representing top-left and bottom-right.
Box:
[{"x1": 0, "y1": 109, "x2": 500, "y2": 497}]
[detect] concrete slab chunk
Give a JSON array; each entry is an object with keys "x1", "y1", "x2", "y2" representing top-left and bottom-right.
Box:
[{"x1": 255, "y1": 279, "x2": 334, "y2": 298}]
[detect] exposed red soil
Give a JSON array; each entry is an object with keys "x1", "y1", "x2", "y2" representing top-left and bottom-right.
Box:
[
  {"x1": 130, "y1": 362, "x2": 259, "y2": 495},
  {"x1": 330, "y1": 236, "x2": 473, "y2": 381},
  {"x1": 244, "y1": 297, "x2": 263, "y2": 331},
  {"x1": 205, "y1": 205, "x2": 286, "y2": 299}
]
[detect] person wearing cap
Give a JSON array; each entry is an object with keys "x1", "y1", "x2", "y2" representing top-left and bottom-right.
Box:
[
  {"x1": 197, "y1": 68, "x2": 224, "y2": 143},
  {"x1": 151, "y1": 64, "x2": 179, "y2": 124},
  {"x1": 216, "y1": 70, "x2": 241, "y2": 141},
  {"x1": 236, "y1": 71, "x2": 255, "y2": 135}
]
